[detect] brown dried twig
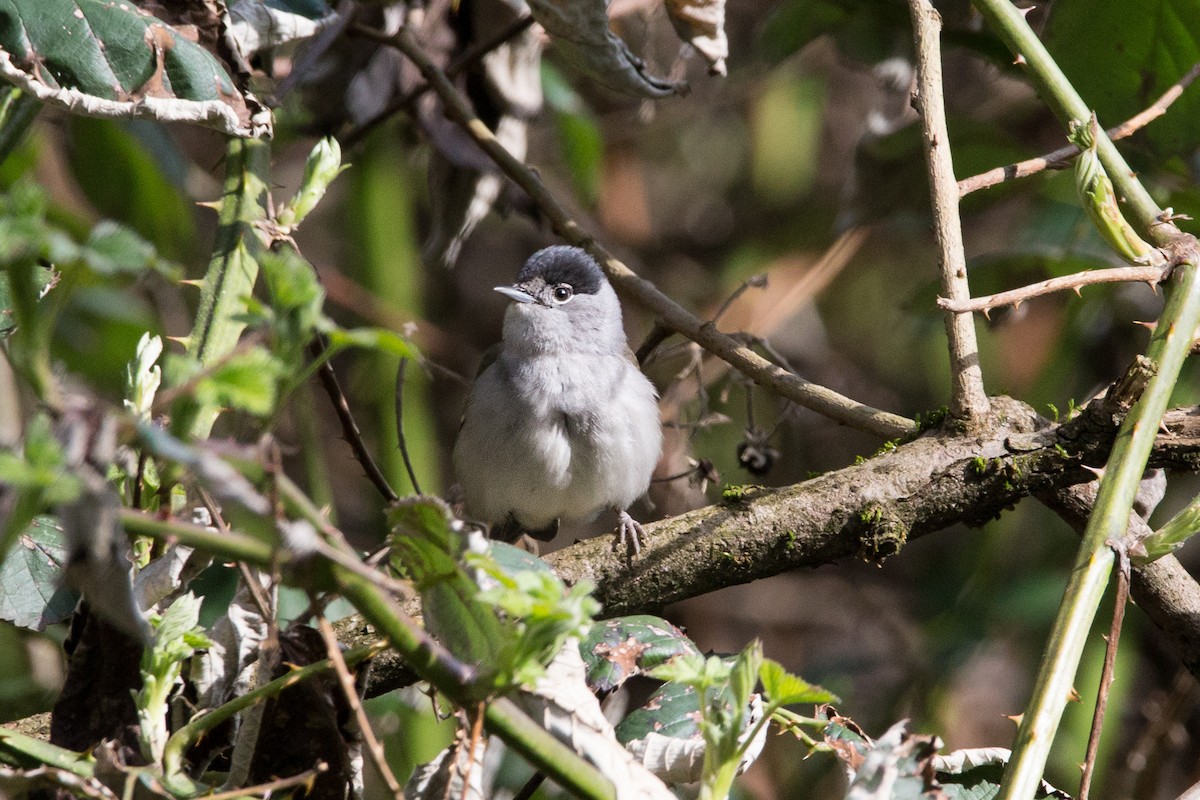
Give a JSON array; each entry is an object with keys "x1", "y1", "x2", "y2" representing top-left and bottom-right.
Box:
[
  {"x1": 937, "y1": 265, "x2": 1166, "y2": 315},
  {"x1": 356, "y1": 23, "x2": 915, "y2": 439},
  {"x1": 316, "y1": 615, "x2": 404, "y2": 799},
  {"x1": 958, "y1": 62, "x2": 1200, "y2": 196},
  {"x1": 1079, "y1": 544, "x2": 1130, "y2": 800}
]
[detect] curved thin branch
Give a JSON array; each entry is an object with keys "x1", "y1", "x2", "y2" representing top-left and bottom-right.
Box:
[
  {"x1": 938, "y1": 265, "x2": 1166, "y2": 315},
  {"x1": 959, "y1": 62, "x2": 1200, "y2": 197},
  {"x1": 308, "y1": 338, "x2": 400, "y2": 504},
  {"x1": 354, "y1": 23, "x2": 916, "y2": 441}
]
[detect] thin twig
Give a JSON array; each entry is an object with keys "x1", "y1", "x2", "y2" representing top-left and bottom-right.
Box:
[
  {"x1": 308, "y1": 338, "x2": 400, "y2": 504},
  {"x1": 316, "y1": 615, "x2": 404, "y2": 799},
  {"x1": 340, "y1": 15, "x2": 536, "y2": 149},
  {"x1": 959, "y1": 62, "x2": 1200, "y2": 196},
  {"x1": 938, "y1": 265, "x2": 1167, "y2": 315},
  {"x1": 907, "y1": 0, "x2": 989, "y2": 420},
  {"x1": 1079, "y1": 544, "x2": 1131, "y2": 800},
  {"x1": 394, "y1": 357, "x2": 423, "y2": 495},
  {"x1": 203, "y1": 764, "x2": 330, "y2": 800},
  {"x1": 365, "y1": 23, "x2": 916, "y2": 440}
]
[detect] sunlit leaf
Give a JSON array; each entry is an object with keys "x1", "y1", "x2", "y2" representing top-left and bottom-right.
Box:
[{"x1": 0, "y1": 0, "x2": 269, "y2": 136}]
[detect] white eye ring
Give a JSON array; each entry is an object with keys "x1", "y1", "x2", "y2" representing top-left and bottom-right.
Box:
[{"x1": 552, "y1": 284, "x2": 573, "y2": 303}]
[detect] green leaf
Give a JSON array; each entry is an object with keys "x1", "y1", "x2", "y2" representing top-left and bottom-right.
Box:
[
  {"x1": 542, "y1": 64, "x2": 603, "y2": 205},
  {"x1": 579, "y1": 614, "x2": 701, "y2": 693},
  {"x1": 326, "y1": 326, "x2": 419, "y2": 360},
  {"x1": 1045, "y1": 0, "x2": 1200, "y2": 157},
  {"x1": 67, "y1": 118, "x2": 197, "y2": 263},
  {"x1": 615, "y1": 680, "x2": 706, "y2": 745},
  {"x1": 193, "y1": 347, "x2": 285, "y2": 417},
  {"x1": 759, "y1": 658, "x2": 838, "y2": 707},
  {"x1": 82, "y1": 220, "x2": 176, "y2": 279},
  {"x1": 387, "y1": 498, "x2": 509, "y2": 684},
  {"x1": 0, "y1": 0, "x2": 267, "y2": 137},
  {"x1": 0, "y1": 516, "x2": 77, "y2": 630}
]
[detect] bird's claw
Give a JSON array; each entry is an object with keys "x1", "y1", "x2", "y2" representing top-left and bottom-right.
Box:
[{"x1": 613, "y1": 510, "x2": 647, "y2": 558}]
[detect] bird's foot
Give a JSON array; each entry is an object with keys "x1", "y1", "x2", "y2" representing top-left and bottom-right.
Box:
[{"x1": 613, "y1": 510, "x2": 647, "y2": 558}]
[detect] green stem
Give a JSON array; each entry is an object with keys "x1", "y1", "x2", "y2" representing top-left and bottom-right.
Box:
[
  {"x1": 971, "y1": 0, "x2": 1164, "y2": 239},
  {"x1": 178, "y1": 136, "x2": 271, "y2": 440},
  {"x1": 0, "y1": 729, "x2": 94, "y2": 777},
  {"x1": 1001, "y1": 264, "x2": 1200, "y2": 800},
  {"x1": 333, "y1": 568, "x2": 618, "y2": 800},
  {"x1": 965, "y1": 4, "x2": 1200, "y2": 798},
  {"x1": 126, "y1": 507, "x2": 618, "y2": 800},
  {"x1": 119, "y1": 508, "x2": 275, "y2": 565},
  {"x1": 160, "y1": 642, "x2": 384, "y2": 781}
]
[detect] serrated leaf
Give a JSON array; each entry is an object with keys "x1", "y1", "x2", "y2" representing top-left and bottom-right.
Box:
[
  {"x1": 0, "y1": 517, "x2": 78, "y2": 629},
  {"x1": 579, "y1": 614, "x2": 700, "y2": 693},
  {"x1": 759, "y1": 658, "x2": 838, "y2": 706},
  {"x1": 194, "y1": 347, "x2": 284, "y2": 416},
  {"x1": 842, "y1": 720, "x2": 942, "y2": 800},
  {"x1": 0, "y1": 0, "x2": 269, "y2": 137}
]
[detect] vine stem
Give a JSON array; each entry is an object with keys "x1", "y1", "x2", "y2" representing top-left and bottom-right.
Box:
[
  {"x1": 351, "y1": 23, "x2": 916, "y2": 441},
  {"x1": 120, "y1": 508, "x2": 618, "y2": 800},
  {"x1": 907, "y1": 0, "x2": 989, "y2": 420},
  {"x1": 970, "y1": 3, "x2": 1200, "y2": 798}
]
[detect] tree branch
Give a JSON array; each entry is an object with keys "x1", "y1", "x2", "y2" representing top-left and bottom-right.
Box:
[
  {"x1": 958, "y1": 62, "x2": 1200, "y2": 197},
  {"x1": 353, "y1": 23, "x2": 916, "y2": 441},
  {"x1": 907, "y1": 0, "x2": 989, "y2": 421},
  {"x1": 937, "y1": 265, "x2": 1167, "y2": 315}
]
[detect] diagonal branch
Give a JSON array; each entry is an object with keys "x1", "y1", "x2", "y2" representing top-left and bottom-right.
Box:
[
  {"x1": 959, "y1": 62, "x2": 1200, "y2": 197},
  {"x1": 350, "y1": 23, "x2": 916, "y2": 441},
  {"x1": 907, "y1": 0, "x2": 989, "y2": 420}
]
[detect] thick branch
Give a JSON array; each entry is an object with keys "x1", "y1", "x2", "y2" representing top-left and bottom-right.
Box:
[
  {"x1": 343, "y1": 398, "x2": 1200, "y2": 696},
  {"x1": 908, "y1": 0, "x2": 989, "y2": 420},
  {"x1": 353, "y1": 23, "x2": 915, "y2": 440}
]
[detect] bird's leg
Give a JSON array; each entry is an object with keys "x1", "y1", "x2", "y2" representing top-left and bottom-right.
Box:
[{"x1": 613, "y1": 509, "x2": 647, "y2": 557}]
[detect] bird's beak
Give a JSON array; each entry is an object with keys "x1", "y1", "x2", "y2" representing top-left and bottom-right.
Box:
[{"x1": 494, "y1": 285, "x2": 536, "y2": 304}]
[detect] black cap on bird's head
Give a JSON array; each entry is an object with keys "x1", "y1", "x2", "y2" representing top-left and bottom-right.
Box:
[
  {"x1": 495, "y1": 246, "x2": 605, "y2": 307},
  {"x1": 495, "y1": 245, "x2": 625, "y2": 354}
]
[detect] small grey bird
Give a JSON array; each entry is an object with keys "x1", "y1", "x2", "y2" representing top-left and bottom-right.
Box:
[{"x1": 453, "y1": 246, "x2": 662, "y2": 554}]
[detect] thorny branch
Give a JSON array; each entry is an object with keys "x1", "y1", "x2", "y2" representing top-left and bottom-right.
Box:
[
  {"x1": 307, "y1": 338, "x2": 400, "y2": 504},
  {"x1": 938, "y1": 265, "x2": 1167, "y2": 315},
  {"x1": 958, "y1": 62, "x2": 1200, "y2": 196},
  {"x1": 349, "y1": 22, "x2": 917, "y2": 440}
]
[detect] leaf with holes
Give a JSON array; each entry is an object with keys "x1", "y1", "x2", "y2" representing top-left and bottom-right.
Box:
[{"x1": 0, "y1": 0, "x2": 269, "y2": 136}]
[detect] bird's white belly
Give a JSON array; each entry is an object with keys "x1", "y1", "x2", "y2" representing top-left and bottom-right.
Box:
[{"x1": 454, "y1": 352, "x2": 660, "y2": 531}]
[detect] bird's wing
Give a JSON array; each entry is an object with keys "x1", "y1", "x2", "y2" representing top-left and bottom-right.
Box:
[{"x1": 458, "y1": 342, "x2": 504, "y2": 432}]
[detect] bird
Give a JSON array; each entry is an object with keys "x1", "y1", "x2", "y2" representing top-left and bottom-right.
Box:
[{"x1": 453, "y1": 245, "x2": 663, "y2": 555}]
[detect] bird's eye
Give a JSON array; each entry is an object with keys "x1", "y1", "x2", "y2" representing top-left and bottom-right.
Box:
[{"x1": 552, "y1": 284, "x2": 573, "y2": 303}]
